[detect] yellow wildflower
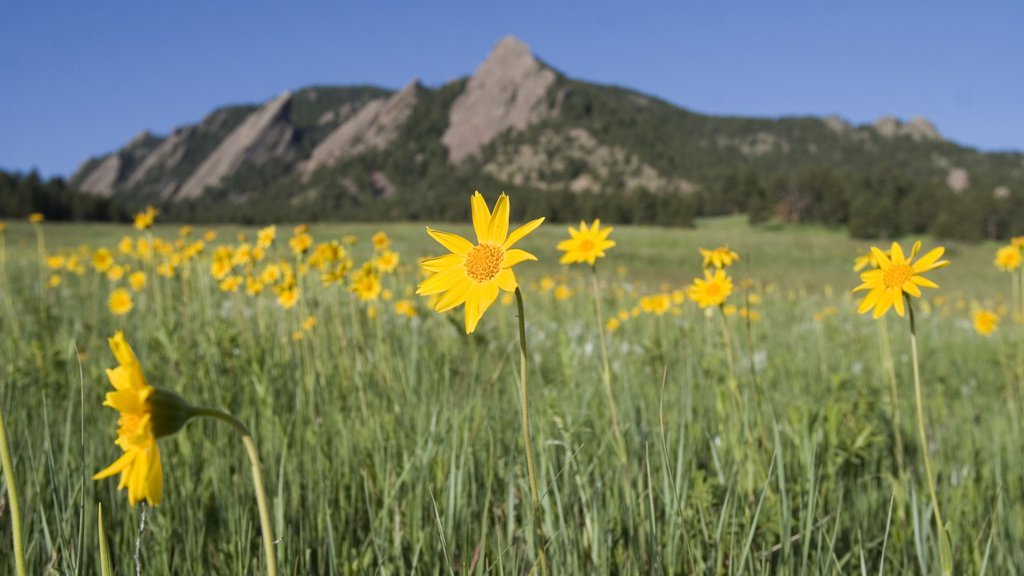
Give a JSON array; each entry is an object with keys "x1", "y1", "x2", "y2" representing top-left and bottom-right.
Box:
[
  {"x1": 108, "y1": 288, "x2": 134, "y2": 315},
  {"x1": 688, "y1": 269, "x2": 734, "y2": 308},
  {"x1": 557, "y1": 219, "x2": 615, "y2": 266},
  {"x1": 854, "y1": 241, "x2": 949, "y2": 318},
  {"x1": 699, "y1": 246, "x2": 739, "y2": 269}
]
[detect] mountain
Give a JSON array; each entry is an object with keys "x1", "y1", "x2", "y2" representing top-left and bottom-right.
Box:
[{"x1": 69, "y1": 36, "x2": 1024, "y2": 238}]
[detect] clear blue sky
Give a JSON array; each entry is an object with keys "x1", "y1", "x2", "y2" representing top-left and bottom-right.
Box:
[{"x1": 2, "y1": 1, "x2": 1022, "y2": 178}]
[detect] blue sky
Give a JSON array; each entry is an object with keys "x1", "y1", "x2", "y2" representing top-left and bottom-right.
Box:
[{"x1": 2, "y1": 1, "x2": 1022, "y2": 177}]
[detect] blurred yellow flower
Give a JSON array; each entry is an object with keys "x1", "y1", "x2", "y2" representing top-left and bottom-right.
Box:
[
  {"x1": 46, "y1": 254, "x2": 66, "y2": 269},
  {"x1": 351, "y1": 266, "x2": 382, "y2": 302},
  {"x1": 640, "y1": 293, "x2": 672, "y2": 315},
  {"x1": 203, "y1": 230, "x2": 217, "y2": 242},
  {"x1": 108, "y1": 288, "x2": 134, "y2": 315},
  {"x1": 93, "y1": 248, "x2": 115, "y2": 272},
  {"x1": 128, "y1": 271, "x2": 147, "y2": 292},
  {"x1": 699, "y1": 246, "x2": 739, "y2": 269},
  {"x1": 47, "y1": 274, "x2": 62, "y2": 288},
  {"x1": 179, "y1": 225, "x2": 192, "y2": 237},
  {"x1": 219, "y1": 275, "x2": 242, "y2": 293},
  {"x1": 106, "y1": 265, "x2": 125, "y2": 282},
  {"x1": 245, "y1": 276, "x2": 264, "y2": 296},
  {"x1": 688, "y1": 269, "x2": 734, "y2": 308},
  {"x1": 605, "y1": 317, "x2": 621, "y2": 332},
  {"x1": 394, "y1": 299, "x2": 417, "y2": 317},
  {"x1": 995, "y1": 245, "x2": 1022, "y2": 271},
  {"x1": 854, "y1": 241, "x2": 949, "y2": 319},
  {"x1": 277, "y1": 287, "x2": 299, "y2": 309},
  {"x1": 416, "y1": 192, "x2": 543, "y2": 333},
  {"x1": 372, "y1": 231, "x2": 391, "y2": 251},
  {"x1": 0, "y1": 221, "x2": 6, "y2": 233},
  {"x1": 972, "y1": 310, "x2": 999, "y2": 336},
  {"x1": 28, "y1": 212, "x2": 44, "y2": 224},
  {"x1": 156, "y1": 263, "x2": 175, "y2": 278},
  {"x1": 302, "y1": 316, "x2": 317, "y2": 331},
  {"x1": 290, "y1": 232, "x2": 313, "y2": 255},
  {"x1": 554, "y1": 285, "x2": 573, "y2": 301},
  {"x1": 257, "y1": 225, "x2": 277, "y2": 249},
  {"x1": 557, "y1": 219, "x2": 615, "y2": 266},
  {"x1": 133, "y1": 206, "x2": 159, "y2": 230},
  {"x1": 375, "y1": 249, "x2": 400, "y2": 273}
]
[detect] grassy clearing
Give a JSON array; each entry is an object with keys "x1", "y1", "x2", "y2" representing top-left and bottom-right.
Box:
[{"x1": 0, "y1": 215, "x2": 1022, "y2": 574}]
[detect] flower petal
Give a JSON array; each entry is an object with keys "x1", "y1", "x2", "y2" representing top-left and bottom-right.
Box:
[
  {"x1": 417, "y1": 266, "x2": 466, "y2": 296},
  {"x1": 487, "y1": 193, "x2": 510, "y2": 245},
  {"x1": 471, "y1": 192, "x2": 491, "y2": 244},
  {"x1": 502, "y1": 248, "x2": 537, "y2": 269},
  {"x1": 420, "y1": 253, "x2": 463, "y2": 273},
  {"x1": 427, "y1": 228, "x2": 473, "y2": 256},
  {"x1": 434, "y1": 277, "x2": 473, "y2": 312},
  {"x1": 502, "y1": 217, "x2": 545, "y2": 250}
]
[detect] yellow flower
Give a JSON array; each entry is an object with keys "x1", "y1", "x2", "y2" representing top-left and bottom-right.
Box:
[
  {"x1": 93, "y1": 332, "x2": 194, "y2": 507},
  {"x1": 291, "y1": 331, "x2": 305, "y2": 342},
  {"x1": 93, "y1": 248, "x2": 115, "y2": 272},
  {"x1": 557, "y1": 219, "x2": 615, "y2": 266},
  {"x1": 28, "y1": 212, "x2": 44, "y2": 224},
  {"x1": 47, "y1": 274, "x2": 62, "y2": 288},
  {"x1": 203, "y1": 230, "x2": 217, "y2": 242},
  {"x1": 107, "y1": 265, "x2": 125, "y2": 282},
  {"x1": 539, "y1": 277, "x2": 555, "y2": 292},
  {"x1": 260, "y1": 263, "x2": 282, "y2": 284},
  {"x1": 342, "y1": 234, "x2": 358, "y2": 246},
  {"x1": 995, "y1": 245, "x2": 1022, "y2": 272},
  {"x1": 1011, "y1": 236, "x2": 1024, "y2": 249},
  {"x1": 617, "y1": 309, "x2": 629, "y2": 321},
  {"x1": 46, "y1": 254, "x2": 66, "y2": 269},
  {"x1": 156, "y1": 263, "x2": 175, "y2": 278},
  {"x1": 108, "y1": 288, "x2": 134, "y2": 315},
  {"x1": 688, "y1": 269, "x2": 734, "y2": 308},
  {"x1": 854, "y1": 241, "x2": 949, "y2": 319},
  {"x1": 374, "y1": 249, "x2": 400, "y2": 273},
  {"x1": 117, "y1": 236, "x2": 134, "y2": 255},
  {"x1": 853, "y1": 248, "x2": 889, "y2": 272},
  {"x1": 553, "y1": 284, "x2": 573, "y2": 301},
  {"x1": 219, "y1": 275, "x2": 242, "y2": 293},
  {"x1": 372, "y1": 231, "x2": 391, "y2": 251},
  {"x1": 350, "y1": 266, "x2": 382, "y2": 302},
  {"x1": 605, "y1": 317, "x2": 621, "y2": 332},
  {"x1": 417, "y1": 192, "x2": 544, "y2": 333},
  {"x1": 699, "y1": 246, "x2": 739, "y2": 269},
  {"x1": 277, "y1": 287, "x2": 299, "y2": 309},
  {"x1": 723, "y1": 304, "x2": 737, "y2": 316},
  {"x1": 640, "y1": 293, "x2": 672, "y2": 315},
  {"x1": 0, "y1": 221, "x2": 6, "y2": 233},
  {"x1": 394, "y1": 299, "x2": 417, "y2": 318},
  {"x1": 973, "y1": 309, "x2": 999, "y2": 336},
  {"x1": 245, "y1": 276, "x2": 264, "y2": 296},
  {"x1": 178, "y1": 225, "x2": 192, "y2": 237},
  {"x1": 257, "y1": 225, "x2": 276, "y2": 249},
  {"x1": 128, "y1": 271, "x2": 147, "y2": 292},
  {"x1": 133, "y1": 206, "x2": 159, "y2": 230},
  {"x1": 302, "y1": 316, "x2": 317, "y2": 331},
  {"x1": 290, "y1": 232, "x2": 313, "y2": 255}
]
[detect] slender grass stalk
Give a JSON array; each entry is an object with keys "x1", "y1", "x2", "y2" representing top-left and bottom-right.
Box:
[
  {"x1": 192, "y1": 407, "x2": 277, "y2": 576},
  {"x1": 877, "y1": 319, "x2": 906, "y2": 480},
  {"x1": 590, "y1": 265, "x2": 626, "y2": 462},
  {"x1": 906, "y1": 298, "x2": 952, "y2": 575},
  {"x1": 513, "y1": 287, "x2": 548, "y2": 576},
  {"x1": 0, "y1": 397, "x2": 26, "y2": 576}
]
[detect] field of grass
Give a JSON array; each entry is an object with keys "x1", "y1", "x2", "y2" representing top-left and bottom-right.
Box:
[{"x1": 1, "y1": 214, "x2": 1022, "y2": 574}]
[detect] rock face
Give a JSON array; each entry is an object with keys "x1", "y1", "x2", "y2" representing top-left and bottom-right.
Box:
[
  {"x1": 442, "y1": 36, "x2": 557, "y2": 164},
  {"x1": 303, "y1": 81, "x2": 419, "y2": 178},
  {"x1": 873, "y1": 116, "x2": 942, "y2": 142},
  {"x1": 176, "y1": 92, "x2": 294, "y2": 199},
  {"x1": 78, "y1": 154, "x2": 122, "y2": 197},
  {"x1": 125, "y1": 127, "x2": 191, "y2": 189},
  {"x1": 947, "y1": 167, "x2": 970, "y2": 193}
]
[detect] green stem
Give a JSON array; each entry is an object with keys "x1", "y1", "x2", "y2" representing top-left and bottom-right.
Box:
[
  {"x1": 0, "y1": 398, "x2": 26, "y2": 576},
  {"x1": 514, "y1": 287, "x2": 548, "y2": 576},
  {"x1": 878, "y1": 319, "x2": 906, "y2": 481},
  {"x1": 906, "y1": 299, "x2": 950, "y2": 575},
  {"x1": 590, "y1": 266, "x2": 626, "y2": 463},
  {"x1": 193, "y1": 408, "x2": 277, "y2": 576}
]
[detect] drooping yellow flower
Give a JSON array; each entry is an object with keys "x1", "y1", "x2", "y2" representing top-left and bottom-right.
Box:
[
  {"x1": 128, "y1": 271, "x2": 147, "y2": 292},
  {"x1": 688, "y1": 269, "x2": 734, "y2": 308},
  {"x1": 995, "y1": 245, "x2": 1022, "y2": 272},
  {"x1": 372, "y1": 231, "x2": 391, "y2": 251},
  {"x1": 854, "y1": 241, "x2": 949, "y2": 319},
  {"x1": 417, "y1": 192, "x2": 544, "y2": 333},
  {"x1": 108, "y1": 288, "x2": 134, "y2": 315},
  {"x1": 699, "y1": 246, "x2": 739, "y2": 269},
  {"x1": 973, "y1": 309, "x2": 1000, "y2": 336},
  {"x1": 557, "y1": 219, "x2": 615, "y2": 266},
  {"x1": 28, "y1": 212, "x2": 44, "y2": 224}
]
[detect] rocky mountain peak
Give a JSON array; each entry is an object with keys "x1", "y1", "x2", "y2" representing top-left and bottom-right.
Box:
[
  {"x1": 442, "y1": 36, "x2": 557, "y2": 164},
  {"x1": 873, "y1": 115, "x2": 942, "y2": 142}
]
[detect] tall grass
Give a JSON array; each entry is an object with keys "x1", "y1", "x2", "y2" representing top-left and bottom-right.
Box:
[{"x1": 0, "y1": 218, "x2": 1021, "y2": 574}]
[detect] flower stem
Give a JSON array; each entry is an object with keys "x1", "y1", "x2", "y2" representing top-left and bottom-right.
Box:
[
  {"x1": 193, "y1": 408, "x2": 277, "y2": 576},
  {"x1": 906, "y1": 299, "x2": 951, "y2": 575},
  {"x1": 514, "y1": 287, "x2": 549, "y2": 576},
  {"x1": 590, "y1": 266, "x2": 627, "y2": 463},
  {"x1": 877, "y1": 319, "x2": 906, "y2": 481},
  {"x1": 0, "y1": 399, "x2": 26, "y2": 576}
]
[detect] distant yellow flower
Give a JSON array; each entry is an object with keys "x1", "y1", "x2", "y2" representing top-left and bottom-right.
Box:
[
  {"x1": 219, "y1": 275, "x2": 242, "y2": 293},
  {"x1": 688, "y1": 269, "x2": 734, "y2": 308},
  {"x1": 995, "y1": 245, "x2": 1022, "y2": 272},
  {"x1": 46, "y1": 254, "x2": 66, "y2": 269},
  {"x1": 156, "y1": 263, "x2": 175, "y2": 278},
  {"x1": 107, "y1": 265, "x2": 125, "y2": 282},
  {"x1": 291, "y1": 331, "x2": 305, "y2": 342},
  {"x1": 259, "y1": 263, "x2": 282, "y2": 284},
  {"x1": 557, "y1": 219, "x2": 615, "y2": 266},
  {"x1": 854, "y1": 241, "x2": 949, "y2": 318},
  {"x1": 699, "y1": 246, "x2": 739, "y2": 269},
  {"x1": 277, "y1": 286, "x2": 299, "y2": 309},
  {"x1": 179, "y1": 225, "x2": 192, "y2": 237},
  {"x1": 671, "y1": 290, "x2": 686, "y2": 305},
  {"x1": 351, "y1": 267, "x2": 382, "y2": 302},
  {"x1": 128, "y1": 271, "x2": 147, "y2": 292},
  {"x1": 500, "y1": 293, "x2": 515, "y2": 306},
  {"x1": 302, "y1": 316, "x2": 317, "y2": 331},
  {"x1": 640, "y1": 293, "x2": 672, "y2": 315},
  {"x1": 211, "y1": 258, "x2": 232, "y2": 280},
  {"x1": 973, "y1": 309, "x2": 999, "y2": 336},
  {"x1": 1012, "y1": 236, "x2": 1024, "y2": 249},
  {"x1": 723, "y1": 304, "x2": 737, "y2": 316},
  {"x1": 108, "y1": 288, "x2": 134, "y2": 315},
  {"x1": 394, "y1": 299, "x2": 417, "y2": 317},
  {"x1": 342, "y1": 234, "x2": 358, "y2": 246},
  {"x1": 617, "y1": 309, "x2": 629, "y2": 321},
  {"x1": 739, "y1": 308, "x2": 761, "y2": 322},
  {"x1": 0, "y1": 221, "x2": 6, "y2": 233},
  {"x1": 372, "y1": 231, "x2": 391, "y2": 251},
  {"x1": 133, "y1": 206, "x2": 158, "y2": 230},
  {"x1": 290, "y1": 232, "x2": 313, "y2": 255},
  {"x1": 93, "y1": 248, "x2": 115, "y2": 272},
  {"x1": 605, "y1": 317, "x2": 620, "y2": 332},
  {"x1": 539, "y1": 277, "x2": 555, "y2": 292},
  {"x1": 553, "y1": 285, "x2": 573, "y2": 301},
  {"x1": 416, "y1": 192, "x2": 544, "y2": 333},
  {"x1": 256, "y1": 225, "x2": 277, "y2": 249},
  {"x1": 375, "y1": 249, "x2": 400, "y2": 273},
  {"x1": 203, "y1": 230, "x2": 217, "y2": 242},
  {"x1": 245, "y1": 276, "x2": 264, "y2": 296},
  {"x1": 28, "y1": 213, "x2": 44, "y2": 224},
  {"x1": 47, "y1": 274, "x2": 62, "y2": 288}
]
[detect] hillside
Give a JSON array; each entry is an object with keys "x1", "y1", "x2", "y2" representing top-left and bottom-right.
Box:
[{"x1": 68, "y1": 36, "x2": 1024, "y2": 238}]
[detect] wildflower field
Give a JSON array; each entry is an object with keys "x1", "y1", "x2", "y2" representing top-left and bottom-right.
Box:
[{"x1": 1, "y1": 207, "x2": 1023, "y2": 575}]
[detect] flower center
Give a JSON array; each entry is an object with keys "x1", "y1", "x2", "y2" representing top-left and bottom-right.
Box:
[
  {"x1": 579, "y1": 238, "x2": 595, "y2": 252},
  {"x1": 705, "y1": 283, "x2": 721, "y2": 296},
  {"x1": 883, "y1": 264, "x2": 913, "y2": 289},
  {"x1": 464, "y1": 244, "x2": 503, "y2": 282}
]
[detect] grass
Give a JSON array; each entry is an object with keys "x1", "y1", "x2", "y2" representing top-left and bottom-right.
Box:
[{"x1": 0, "y1": 215, "x2": 1022, "y2": 574}]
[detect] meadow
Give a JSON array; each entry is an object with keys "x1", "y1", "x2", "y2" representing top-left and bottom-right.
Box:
[{"x1": 0, "y1": 211, "x2": 1022, "y2": 575}]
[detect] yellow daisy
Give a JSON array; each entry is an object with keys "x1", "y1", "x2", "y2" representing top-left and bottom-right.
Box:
[
  {"x1": 417, "y1": 192, "x2": 544, "y2": 333},
  {"x1": 556, "y1": 219, "x2": 615, "y2": 266},
  {"x1": 688, "y1": 269, "x2": 734, "y2": 308},
  {"x1": 699, "y1": 246, "x2": 739, "y2": 269},
  {"x1": 972, "y1": 309, "x2": 999, "y2": 336},
  {"x1": 994, "y1": 245, "x2": 1022, "y2": 272},
  {"x1": 108, "y1": 288, "x2": 134, "y2": 315},
  {"x1": 853, "y1": 241, "x2": 949, "y2": 319}
]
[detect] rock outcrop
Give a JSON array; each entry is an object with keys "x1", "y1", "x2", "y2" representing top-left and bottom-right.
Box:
[
  {"x1": 303, "y1": 81, "x2": 419, "y2": 178},
  {"x1": 873, "y1": 116, "x2": 942, "y2": 142},
  {"x1": 176, "y1": 91, "x2": 294, "y2": 199},
  {"x1": 78, "y1": 154, "x2": 122, "y2": 197},
  {"x1": 442, "y1": 36, "x2": 556, "y2": 164}
]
